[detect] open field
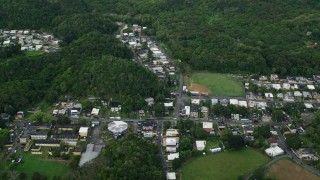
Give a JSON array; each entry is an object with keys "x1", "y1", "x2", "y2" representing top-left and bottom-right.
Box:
[
  {"x1": 188, "y1": 72, "x2": 244, "y2": 96},
  {"x1": 266, "y1": 159, "x2": 319, "y2": 180},
  {"x1": 182, "y1": 148, "x2": 269, "y2": 180},
  {"x1": 17, "y1": 153, "x2": 69, "y2": 179},
  {"x1": 25, "y1": 51, "x2": 44, "y2": 57}
]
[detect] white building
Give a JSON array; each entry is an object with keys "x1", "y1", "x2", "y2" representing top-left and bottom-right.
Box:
[
  {"x1": 230, "y1": 99, "x2": 239, "y2": 106},
  {"x1": 91, "y1": 108, "x2": 100, "y2": 117},
  {"x1": 79, "y1": 127, "x2": 89, "y2": 137},
  {"x1": 307, "y1": 85, "x2": 315, "y2": 90},
  {"x1": 265, "y1": 146, "x2": 284, "y2": 157},
  {"x1": 167, "y1": 153, "x2": 179, "y2": 161},
  {"x1": 195, "y1": 140, "x2": 206, "y2": 151},
  {"x1": 166, "y1": 172, "x2": 176, "y2": 180}
]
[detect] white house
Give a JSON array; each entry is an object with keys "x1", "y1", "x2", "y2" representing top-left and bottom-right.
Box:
[
  {"x1": 238, "y1": 101, "x2": 248, "y2": 108},
  {"x1": 166, "y1": 172, "x2": 176, "y2": 180},
  {"x1": 191, "y1": 99, "x2": 201, "y2": 105},
  {"x1": 230, "y1": 99, "x2": 239, "y2": 106},
  {"x1": 91, "y1": 108, "x2": 100, "y2": 117},
  {"x1": 167, "y1": 153, "x2": 179, "y2": 161},
  {"x1": 272, "y1": 84, "x2": 281, "y2": 90},
  {"x1": 307, "y1": 85, "x2": 315, "y2": 90},
  {"x1": 195, "y1": 140, "x2": 206, "y2": 151}
]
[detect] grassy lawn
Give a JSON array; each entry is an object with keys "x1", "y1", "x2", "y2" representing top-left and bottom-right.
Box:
[
  {"x1": 25, "y1": 50, "x2": 44, "y2": 57},
  {"x1": 266, "y1": 159, "x2": 319, "y2": 180},
  {"x1": 190, "y1": 72, "x2": 244, "y2": 96},
  {"x1": 204, "y1": 139, "x2": 220, "y2": 154},
  {"x1": 182, "y1": 148, "x2": 269, "y2": 180},
  {"x1": 17, "y1": 153, "x2": 69, "y2": 179}
]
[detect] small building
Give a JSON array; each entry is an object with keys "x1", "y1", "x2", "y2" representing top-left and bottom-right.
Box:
[
  {"x1": 211, "y1": 99, "x2": 219, "y2": 106},
  {"x1": 201, "y1": 106, "x2": 209, "y2": 119},
  {"x1": 294, "y1": 91, "x2": 302, "y2": 98},
  {"x1": 230, "y1": 99, "x2": 239, "y2": 106},
  {"x1": 91, "y1": 108, "x2": 100, "y2": 117},
  {"x1": 190, "y1": 105, "x2": 198, "y2": 119},
  {"x1": 166, "y1": 172, "x2": 176, "y2": 180},
  {"x1": 272, "y1": 84, "x2": 281, "y2": 90},
  {"x1": 296, "y1": 148, "x2": 319, "y2": 161},
  {"x1": 110, "y1": 102, "x2": 121, "y2": 112},
  {"x1": 167, "y1": 153, "x2": 179, "y2": 161},
  {"x1": 166, "y1": 129, "x2": 179, "y2": 137},
  {"x1": 195, "y1": 140, "x2": 206, "y2": 151},
  {"x1": 265, "y1": 93, "x2": 274, "y2": 99},
  {"x1": 191, "y1": 99, "x2": 201, "y2": 105},
  {"x1": 307, "y1": 85, "x2": 315, "y2": 90},
  {"x1": 238, "y1": 101, "x2": 248, "y2": 108},
  {"x1": 202, "y1": 122, "x2": 213, "y2": 132},
  {"x1": 79, "y1": 127, "x2": 89, "y2": 137}
]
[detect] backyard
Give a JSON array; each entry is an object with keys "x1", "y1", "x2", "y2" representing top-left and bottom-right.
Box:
[
  {"x1": 182, "y1": 148, "x2": 269, "y2": 180},
  {"x1": 17, "y1": 153, "x2": 69, "y2": 179},
  {"x1": 266, "y1": 159, "x2": 319, "y2": 180},
  {"x1": 187, "y1": 72, "x2": 244, "y2": 96}
]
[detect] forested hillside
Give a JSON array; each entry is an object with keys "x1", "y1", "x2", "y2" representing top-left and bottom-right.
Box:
[
  {"x1": 0, "y1": 0, "x2": 165, "y2": 114},
  {"x1": 95, "y1": 0, "x2": 320, "y2": 76}
]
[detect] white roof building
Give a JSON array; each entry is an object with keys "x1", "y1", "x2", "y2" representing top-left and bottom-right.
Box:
[
  {"x1": 166, "y1": 129, "x2": 179, "y2": 137},
  {"x1": 108, "y1": 121, "x2": 128, "y2": 136},
  {"x1": 166, "y1": 172, "x2": 176, "y2": 180},
  {"x1": 191, "y1": 99, "x2": 201, "y2": 105},
  {"x1": 195, "y1": 140, "x2": 206, "y2": 151},
  {"x1": 164, "y1": 102, "x2": 173, "y2": 107},
  {"x1": 185, "y1": 106, "x2": 190, "y2": 116},
  {"x1": 166, "y1": 137, "x2": 179, "y2": 146},
  {"x1": 211, "y1": 99, "x2": 218, "y2": 105},
  {"x1": 282, "y1": 83, "x2": 291, "y2": 90},
  {"x1": 265, "y1": 93, "x2": 274, "y2": 98},
  {"x1": 229, "y1": 99, "x2": 239, "y2": 106},
  {"x1": 304, "y1": 103, "x2": 313, "y2": 109},
  {"x1": 79, "y1": 127, "x2": 89, "y2": 137},
  {"x1": 265, "y1": 146, "x2": 284, "y2": 157},
  {"x1": 238, "y1": 101, "x2": 248, "y2": 108},
  {"x1": 307, "y1": 85, "x2": 315, "y2": 90},
  {"x1": 272, "y1": 84, "x2": 281, "y2": 90},
  {"x1": 167, "y1": 153, "x2": 179, "y2": 161},
  {"x1": 203, "y1": 122, "x2": 213, "y2": 130},
  {"x1": 91, "y1": 108, "x2": 100, "y2": 116},
  {"x1": 294, "y1": 91, "x2": 302, "y2": 97}
]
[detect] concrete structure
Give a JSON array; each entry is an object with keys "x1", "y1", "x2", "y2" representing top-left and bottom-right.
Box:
[
  {"x1": 265, "y1": 146, "x2": 284, "y2": 157},
  {"x1": 108, "y1": 121, "x2": 128, "y2": 139},
  {"x1": 166, "y1": 172, "x2": 176, "y2": 180},
  {"x1": 79, "y1": 127, "x2": 89, "y2": 137},
  {"x1": 195, "y1": 140, "x2": 206, "y2": 151}
]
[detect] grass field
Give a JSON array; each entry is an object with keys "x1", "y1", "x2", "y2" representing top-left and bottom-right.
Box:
[
  {"x1": 188, "y1": 72, "x2": 244, "y2": 96},
  {"x1": 182, "y1": 148, "x2": 269, "y2": 180},
  {"x1": 266, "y1": 159, "x2": 319, "y2": 180},
  {"x1": 25, "y1": 51, "x2": 44, "y2": 57},
  {"x1": 17, "y1": 153, "x2": 69, "y2": 179}
]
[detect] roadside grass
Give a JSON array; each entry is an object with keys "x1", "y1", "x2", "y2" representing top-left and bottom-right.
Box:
[
  {"x1": 265, "y1": 159, "x2": 319, "y2": 180},
  {"x1": 25, "y1": 51, "x2": 44, "y2": 57},
  {"x1": 190, "y1": 72, "x2": 244, "y2": 96},
  {"x1": 182, "y1": 148, "x2": 269, "y2": 180},
  {"x1": 17, "y1": 153, "x2": 69, "y2": 179}
]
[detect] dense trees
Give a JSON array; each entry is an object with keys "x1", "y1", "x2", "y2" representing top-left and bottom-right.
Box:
[
  {"x1": 65, "y1": 134, "x2": 164, "y2": 179},
  {"x1": 96, "y1": 0, "x2": 320, "y2": 76},
  {"x1": 0, "y1": 129, "x2": 10, "y2": 149}
]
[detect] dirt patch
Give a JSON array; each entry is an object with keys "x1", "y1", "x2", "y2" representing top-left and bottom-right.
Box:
[
  {"x1": 266, "y1": 159, "x2": 319, "y2": 180},
  {"x1": 188, "y1": 83, "x2": 210, "y2": 95}
]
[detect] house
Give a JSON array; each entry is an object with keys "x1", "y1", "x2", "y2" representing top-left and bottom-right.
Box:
[
  {"x1": 238, "y1": 101, "x2": 248, "y2": 108},
  {"x1": 202, "y1": 122, "x2": 213, "y2": 132},
  {"x1": 242, "y1": 125, "x2": 254, "y2": 135},
  {"x1": 108, "y1": 121, "x2": 128, "y2": 139},
  {"x1": 145, "y1": 97, "x2": 154, "y2": 106},
  {"x1": 284, "y1": 92, "x2": 295, "y2": 102},
  {"x1": 201, "y1": 106, "x2": 209, "y2": 119},
  {"x1": 277, "y1": 93, "x2": 284, "y2": 99},
  {"x1": 190, "y1": 105, "x2": 199, "y2": 119},
  {"x1": 304, "y1": 103, "x2": 313, "y2": 109},
  {"x1": 230, "y1": 99, "x2": 239, "y2": 106},
  {"x1": 166, "y1": 172, "x2": 176, "y2": 180},
  {"x1": 220, "y1": 99, "x2": 228, "y2": 106},
  {"x1": 272, "y1": 84, "x2": 281, "y2": 90},
  {"x1": 282, "y1": 83, "x2": 291, "y2": 90},
  {"x1": 266, "y1": 137, "x2": 278, "y2": 147},
  {"x1": 302, "y1": 91, "x2": 312, "y2": 98},
  {"x1": 165, "y1": 129, "x2": 179, "y2": 137},
  {"x1": 79, "y1": 127, "x2": 89, "y2": 137},
  {"x1": 35, "y1": 140, "x2": 60, "y2": 147},
  {"x1": 211, "y1": 99, "x2": 219, "y2": 106},
  {"x1": 270, "y1": 74, "x2": 279, "y2": 81},
  {"x1": 294, "y1": 91, "x2": 302, "y2": 98},
  {"x1": 265, "y1": 146, "x2": 284, "y2": 157},
  {"x1": 295, "y1": 148, "x2": 319, "y2": 161},
  {"x1": 265, "y1": 93, "x2": 274, "y2": 99},
  {"x1": 139, "y1": 110, "x2": 145, "y2": 116},
  {"x1": 16, "y1": 111, "x2": 24, "y2": 120},
  {"x1": 167, "y1": 153, "x2": 179, "y2": 161},
  {"x1": 164, "y1": 102, "x2": 173, "y2": 107},
  {"x1": 142, "y1": 121, "x2": 154, "y2": 131},
  {"x1": 110, "y1": 102, "x2": 121, "y2": 112},
  {"x1": 307, "y1": 85, "x2": 315, "y2": 90},
  {"x1": 255, "y1": 101, "x2": 267, "y2": 110},
  {"x1": 195, "y1": 140, "x2": 206, "y2": 151},
  {"x1": 259, "y1": 76, "x2": 268, "y2": 81},
  {"x1": 217, "y1": 122, "x2": 226, "y2": 130},
  {"x1": 183, "y1": 106, "x2": 190, "y2": 116},
  {"x1": 91, "y1": 108, "x2": 100, "y2": 117},
  {"x1": 191, "y1": 99, "x2": 201, "y2": 105}
]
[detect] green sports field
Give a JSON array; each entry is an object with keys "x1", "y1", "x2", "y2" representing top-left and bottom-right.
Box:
[
  {"x1": 17, "y1": 153, "x2": 69, "y2": 179},
  {"x1": 182, "y1": 148, "x2": 269, "y2": 180},
  {"x1": 190, "y1": 72, "x2": 244, "y2": 96}
]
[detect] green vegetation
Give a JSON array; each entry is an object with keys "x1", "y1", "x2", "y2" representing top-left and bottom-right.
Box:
[
  {"x1": 182, "y1": 148, "x2": 269, "y2": 180},
  {"x1": 191, "y1": 73, "x2": 244, "y2": 96},
  {"x1": 25, "y1": 51, "x2": 43, "y2": 57},
  {"x1": 17, "y1": 153, "x2": 69, "y2": 179},
  {"x1": 65, "y1": 134, "x2": 164, "y2": 179}
]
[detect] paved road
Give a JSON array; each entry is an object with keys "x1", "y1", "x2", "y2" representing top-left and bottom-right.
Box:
[
  {"x1": 156, "y1": 120, "x2": 167, "y2": 171},
  {"x1": 275, "y1": 127, "x2": 320, "y2": 176},
  {"x1": 175, "y1": 73, "x2": 183, "y2": 119}
]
